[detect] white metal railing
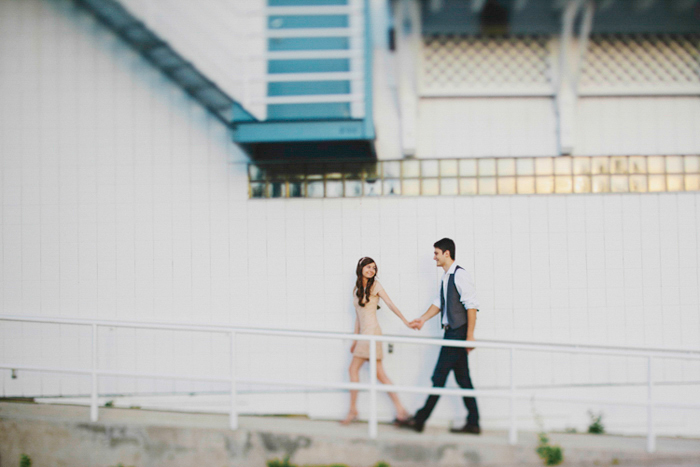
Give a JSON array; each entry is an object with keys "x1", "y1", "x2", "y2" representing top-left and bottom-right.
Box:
[{"x1": 2, "y1": 315, "x2": 700, "y2": 453}]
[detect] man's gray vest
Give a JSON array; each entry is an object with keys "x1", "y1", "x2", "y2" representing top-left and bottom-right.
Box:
[{"x1": 440, "y1": 266, "x2": 468, "y2": 329}]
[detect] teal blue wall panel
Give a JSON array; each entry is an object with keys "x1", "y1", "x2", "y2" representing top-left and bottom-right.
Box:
[
  {"x1": 268, "y1": 37, "x2": 350, "y2": 51},
  {"x1": 269, "y1": 0, "x2": 347, "y2": 6},
  {"x1": 268, "y1": 81, "x2": 351, "y2": 96},
  {"x1": 268, "y1": 103, "x2": 351, "y2": 119},
  {"x1": 268, "y1": 58, "x2": 350, "y2": 74},
  {"x1": 268, "y1": 15, "x2": 349, "y2": 28}
]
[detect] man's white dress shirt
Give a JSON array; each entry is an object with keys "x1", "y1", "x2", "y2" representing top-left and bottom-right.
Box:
[{"x1": 431, "y1": 263, "x2": 479, "y2": 326}]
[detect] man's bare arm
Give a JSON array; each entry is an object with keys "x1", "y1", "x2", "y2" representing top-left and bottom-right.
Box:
[{"x1": 466, "y1": 308, "x2": 477, "y2": 353}]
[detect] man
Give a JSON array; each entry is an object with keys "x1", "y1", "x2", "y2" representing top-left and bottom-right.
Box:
[{"x1": 398, "y1": 238, "x2": 480, "y2": 434}]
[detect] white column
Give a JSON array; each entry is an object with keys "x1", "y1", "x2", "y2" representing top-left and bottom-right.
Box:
[
  {"x1": 369, "y1": 337, "x2": 378, "y2": 439},
  {"x1": 230, "y1": 331, "x2": 238, "y2": 430},
  {"x1": 646, "y1": 356, "x2": 655, "y2": 453},
  {"x1": 395, "y1": 0, "x2": 421, "y2": 156},
  {"x1": 508, "y1": 348, "x2": 517, "y2": 445},
  {"x1": 90, "y1": 324, "x2": 98, "y2": 422},
  {"x1": 555, "y1": 0, "x2": 594, "y2": 155}
]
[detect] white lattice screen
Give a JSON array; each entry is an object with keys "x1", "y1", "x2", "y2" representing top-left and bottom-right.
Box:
[
  {"x1": 421, "y1": 33, "x2": 700, "y2": 96},
  {"x1": 581, "y1": 34, "x2": 700, "y2": 87},
  {"x1": 421, "y1": 35, "x2": 551, "y2": 95}
]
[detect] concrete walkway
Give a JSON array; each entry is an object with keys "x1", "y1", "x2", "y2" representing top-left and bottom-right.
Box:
[{"x1": 1, "y1": 401, "x2": 699, "y2": 467}]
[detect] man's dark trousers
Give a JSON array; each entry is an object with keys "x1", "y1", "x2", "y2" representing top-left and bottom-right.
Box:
[{"x1": 414, "y1": 323, "x2": 479, "y2": 426}]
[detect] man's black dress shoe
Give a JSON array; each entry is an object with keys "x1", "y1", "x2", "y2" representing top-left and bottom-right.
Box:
[
  {"x1": 395, "y1": 416, "x2": 424, "y2": 433},
  {"x1": 450, "y1": 424, "x2": 481, "y2": 434}
]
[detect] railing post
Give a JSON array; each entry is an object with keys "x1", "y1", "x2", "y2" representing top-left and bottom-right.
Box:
[
  {"x1": 509, "y1": 347, "x2": 517, "y2": 445},
  {"x1": 90, "y1": 323, "x2": 98, "y2": 422},
  {"x1": 230, "y1": 331, "x2": 238, "y2": 430},
  {"x1": 647, "y1": 356, "x2": 655, "y2": 453},
  {"x1": 369, "y1": 336, "x2": 378, "y2": 439}
]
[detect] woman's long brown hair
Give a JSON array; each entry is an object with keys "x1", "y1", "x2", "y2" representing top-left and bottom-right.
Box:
[{"x1": 355, "y1": 257, "x2": 378, "y2": 307}]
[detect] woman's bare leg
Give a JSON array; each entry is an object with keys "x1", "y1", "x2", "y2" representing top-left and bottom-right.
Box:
[
  {"x1": 376, "y1": 361, "x2": 409, "y2": 420},
  {"x1": 341, "y1": 357, "x2": 366, "y2": 424}
]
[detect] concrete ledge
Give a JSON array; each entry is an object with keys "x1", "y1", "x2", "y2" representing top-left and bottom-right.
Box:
[{"x1": 1, "y1": 402, "x2": 699, "y2": 467}]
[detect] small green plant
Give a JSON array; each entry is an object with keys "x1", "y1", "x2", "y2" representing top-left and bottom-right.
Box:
[
  {"x1": 531, "y1": 399, "x2": 564, "y2": 466},
  {"x1": 104, "y1": 400, "x2": 114, "y2": 407},
  {"x1": 536, "y1": 433, "x2": 564, "y2": 466},
  {"x1": 587, "y1": 410, "x2": 605, "y2": 434},
  {"x1": 267, "y1": 458, "x2": 296, "y2": 467},
  {"x1": 20, "y1": 454, "x2": 31, "y2": 467},
  {"x1": 373, "y1": 463, "x2": 391, "y2": 467}
]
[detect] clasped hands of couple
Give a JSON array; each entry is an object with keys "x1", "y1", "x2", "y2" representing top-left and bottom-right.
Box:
[{"x1": 405, "y1": 317, "x2": 476, "y2": 353}]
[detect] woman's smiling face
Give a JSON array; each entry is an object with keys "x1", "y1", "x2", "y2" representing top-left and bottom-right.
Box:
[{"x1": 362, "y1": 262, "x2": 377, "y2": 280}]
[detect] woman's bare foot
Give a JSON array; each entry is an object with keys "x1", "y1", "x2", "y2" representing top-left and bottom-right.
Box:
[
  {"x1": 340, "y1": 409, "x2": 358, "y2": 425},
  {"x1": 395, "y1": 408, "x2": 410, "y2": 422}
]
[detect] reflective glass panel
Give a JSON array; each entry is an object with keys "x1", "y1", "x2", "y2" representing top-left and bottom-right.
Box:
[
  {"x1": 516, "y1": 176, "x2": 535, "y2": 194},
  {"x1": 269, "y1": 181, "x2": 287, "y2": 198},
  {"x1": 535, "y1": 158, "x2": 553, "y2": 175},
  {"x1": 629, "y1": 157, "x2": 646, "y2": 174},
  {"x1": 648, "y1": 175, "x2": 665, "y2": 192},
  {"x1": 591, "y1": 157, "x2": 609, "y2": 175},
  {"x1": 421, "y1": 160, "x2": 439, "y2": 178},
  {"x1": 684, "y1": 155, "x2": 700, "y2": 173},
  {"x1": 573, "y1": 157, "x2": 591, "y2": 175},
  {"x1": 364, "y1": 179, "x2": 381, "y2": 196},
  {"x1": 460, "y1": 178, "x2": 478, "y2": 195},
  {"x1": 592, "y1": 175, "x2": 610, "y2": 193},
  {"x1": 648, "y1": 156, "x2": 665, "y2": 174},
  {"x1": 251, "y1": 182, "x2": 266, "y2": 198},
  {"x1": 289, "y1": 182, "x2": 304, "y2": 197},
  {"x1": 383, "y1": 161, "x2": 401, "y2": 178},
  {"x1": 344, "y1": 180, "x2": 362, "y2": 197},
  {"x1": 685, "y1": 174, "x2": 700, "y2": 191},
  {"x1": 610, "y1": 157, "x2": 628, "y2": 174},
  {"x1": 610, "y1": 175, "x2": 629, "y2": 192},
  {"x1": 403, "y1": 160, "x2": 420, "y2": 178},
  {"x1": 441, "y1": 178, "x2": 459, "y2": 196},
  {"x1": 516, "y1": 158, "x2": 534, "y2": 176},
  {"x1": 667, "y1": 174, "x2": 684, "y2": 191},
  {"x1": 422, "y1": 179, "x2": 439, "y2": 195},
  {"x1": 402, "y1": 179, "x2": 420, "y2": 196},
  {"x1": 498, "y1": 177, "x2": 516, "y2": 194},
  {"x1": 554, "y1": 176, "x2": 573, "y2": 193},
  {"x1": 440, "y1": 160, "x2": 458, "y2": 177},
  {"x1": 497, "y1": 159, "x2": 515, "y2": 176},
  {"x1": 459, "y1": 159, "x2": 477, "y2": 177},
  {"x1": 479, "y1": 177, "x2": 497, "y2": 195},
  {"x1": 629, "y1": 175, "x2": 648, "y2": 193},
  {"x1": 666, "y1": 156, "x2": 684, "y2": 174},
  {"x1": 573, "y1": 175, "x2": 591, "y2": 193},
  {"x1": 384, "y1": 179, "x2": 401, "y2": 196},
  {"x1": 307, "y1": 181, "x2": 324, "y2": 197},
  {"x1": 535, "y1": 176, "x2": 554, "y2": 194},
  {"x1": 554, "y1": 157, "x2": 572, "y2": 175},
  {"x1": 478, "y1": 159, "x2": 496, "y2": 177}
]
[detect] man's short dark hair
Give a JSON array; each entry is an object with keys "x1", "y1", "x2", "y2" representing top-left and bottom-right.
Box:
[{"x1": 434, "y1": 238, "x2": 456, "y2": 260}]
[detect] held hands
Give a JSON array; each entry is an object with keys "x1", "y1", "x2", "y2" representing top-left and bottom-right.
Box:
[{"x1": 408, "y1": 318, "x2": 425, "y2": 331}]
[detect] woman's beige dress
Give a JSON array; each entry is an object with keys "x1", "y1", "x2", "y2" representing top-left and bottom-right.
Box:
[{"x1": 353, "y1": 281, "x2": 384, "y2": 360}]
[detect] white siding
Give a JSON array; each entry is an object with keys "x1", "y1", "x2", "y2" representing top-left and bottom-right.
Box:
[
  {"x1": 575, "y1": 96, "x2": 700, "y2": 156},
  {"x1": 416, "y1": 98, "x2": 559, "y2": 158},
  {"x1": 1, "y1": 0, "x2": 700, "y2": 435},
  {"x1": 119, "y1": 0, "x2": 267, "y2": 119}
]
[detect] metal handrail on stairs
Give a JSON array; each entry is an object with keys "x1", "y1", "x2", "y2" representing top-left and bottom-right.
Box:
[{"x1": 1, "y1": 314, "x2": 700, "y2": 453}]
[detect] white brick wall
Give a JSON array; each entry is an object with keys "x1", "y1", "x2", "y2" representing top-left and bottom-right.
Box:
[{"x1": 1, "y1": 0, "x2": 699, "y2": 435}]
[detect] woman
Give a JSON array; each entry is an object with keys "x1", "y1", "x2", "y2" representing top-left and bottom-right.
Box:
[{"x1": 341, "y1": 256, "x2": 412, "y2": 425}]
